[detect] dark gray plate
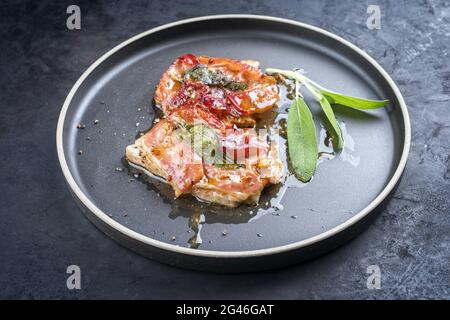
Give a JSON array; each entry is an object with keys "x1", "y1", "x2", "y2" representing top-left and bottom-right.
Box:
[{"x1": 57, "y1": 15, "x2": 410, "y2": 272}]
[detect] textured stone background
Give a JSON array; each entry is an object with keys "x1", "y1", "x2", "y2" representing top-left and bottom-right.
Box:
[{"x1": 0, "y1": 0, "x2": 449, "y2": 299}]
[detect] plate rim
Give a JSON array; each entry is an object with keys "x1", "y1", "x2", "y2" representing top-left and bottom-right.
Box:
[{"x1": 56, "y1": 14, "x2": 411, "y2": 258}]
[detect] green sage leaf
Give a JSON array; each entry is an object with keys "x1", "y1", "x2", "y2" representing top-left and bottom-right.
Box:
[
  {"x1": 321, "y1": 90, "x2": 388, "y2": 109},
  {"x1": 287, "y1": 97, "x2": 318, "y2": 182},
  {"x1": 318, "y1": 95, "x2": 344, "y2": 151}
]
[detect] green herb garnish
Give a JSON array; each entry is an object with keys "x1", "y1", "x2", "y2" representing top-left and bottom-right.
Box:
[
  {"x1": 175, "y1": 120, "x2": 244, "y2": 168},
  {"x1": 176, "y1": 121, "x2": 218, "y2": 162},
  {"x1": 185, "y1": 65, "x2": 248, "y2": 91},
  {"x1": 213, "y1": 163, "x2": 246, "y2": 169},
  {"x1": 266, "y1": 68, "x2": 389, "y2": 110},
  {"x1": 287, "y1": 96, "x2": 318, "y2": 182},
  {"x1": 224, "y1": 81, "x2": 248, "y2": 91},
  {"x1": 318, "y1": 94, "x2": 344, "y2": 150},
  {"x1": 266, "y1": 67, "x2": 388, "y2": 182}
]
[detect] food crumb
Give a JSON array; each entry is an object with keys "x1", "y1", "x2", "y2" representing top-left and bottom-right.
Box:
[
  {"x1": 171, "y1": 236, "x2": 176, "y2": 241},
  {"x1": 135, "y1": 122, "x2": 140, "y2": 127},
  {"x1": 115, "y1": 167, "x2": 123, "y2": 172},
  {"x1": 291, "y1": 215, "x2": 298, "y2": 219},
  {"x1": 76, "y1": 123, "x2": 86, "y2": 129},
  {"x1": 78, "y1": 150, "x2": 83, "y2": 155},
  {"x1": 85, "y1": 136, "x2": 91, "y2": 141},
  {"x1": 257, "y1": 233, "x2": 263, "y2": 238},
  {"x1": 94, "y1": 119, "x2": 99, "y2": 125},
  {"x1": 222, "y1": 230, "x2": 228, "y2": 236}
]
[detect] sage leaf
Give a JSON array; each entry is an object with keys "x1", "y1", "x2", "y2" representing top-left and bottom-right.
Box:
[
  {"x1": 320, "y1": 90, "x2": 388, "y2": 109},
  {"x1": 288, "y1": 97, "x2": 318, "y2": 182},
  {"x1": 318, "y1": 95, "x2": 344, "y2": 150},
  {"x1": 265, "y1": 68, "x2": 389, "y2": 109},
  {"x1": 266, "y1": 67, "x2": 388, "y2": 183},
  {"x1": 185, "y1": 65, "x2": 248, "y2": 91}
]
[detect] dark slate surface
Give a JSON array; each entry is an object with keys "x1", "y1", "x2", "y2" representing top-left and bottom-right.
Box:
[{"x1": 0, "y1": 0, "x2": 449, "y2": 299}]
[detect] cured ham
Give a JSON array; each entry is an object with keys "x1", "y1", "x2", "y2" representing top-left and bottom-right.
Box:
[{"x1": 154, "y1": 54, "x2": 279, "y2": 127}]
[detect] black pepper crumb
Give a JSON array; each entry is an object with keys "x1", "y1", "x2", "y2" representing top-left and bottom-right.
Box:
[{"x1": 287, "y1": 93, "x2": 295, "y2": 100}]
